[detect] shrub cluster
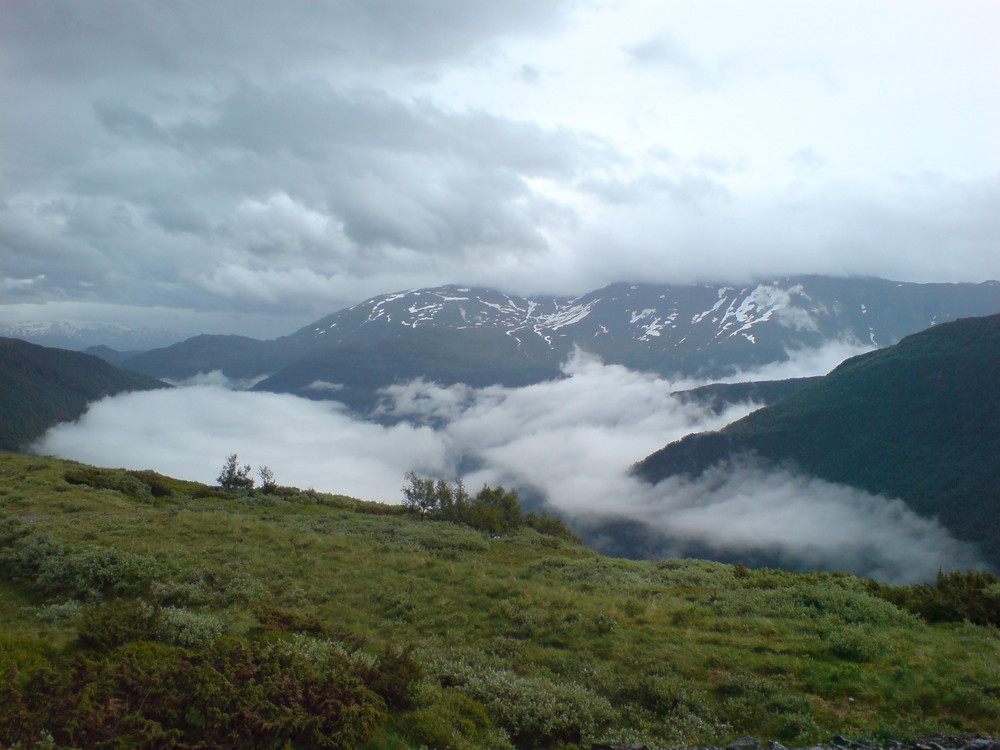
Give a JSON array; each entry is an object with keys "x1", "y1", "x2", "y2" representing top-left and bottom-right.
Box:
[
  {"x1": 0, "y1": 517, "x2": 159, "y2": 601},
  {"x1": 866, "y1": 569, "x2": 1000, "y2": 627},
  {"x1": 64, "y1": 466, "x2": 172, "y2": 500},
  {"x1": 0, "y1": 639, "x2": 388, "y2": 749},
  {"x1": 401, "y1": 473, "x2": 576, "y2": 539}
]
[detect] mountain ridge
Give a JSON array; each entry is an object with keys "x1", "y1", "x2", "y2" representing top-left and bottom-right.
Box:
[
  {"x1": 119, "y1": 276, "x2": 1000, "y2": 407},
  {"x1": 633, "y1": 313, "x2": 1000, "y2": 566},
  {"x1": 0, "y1": 337, "x2": 170, "y2": 452}
]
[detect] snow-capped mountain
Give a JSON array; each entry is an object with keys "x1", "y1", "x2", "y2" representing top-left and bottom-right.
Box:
[
  {"x1": 281, "y1": 275, "x2": 1000, "y2": 376},
  {"x1": 119, "y1": 275, "x2": 1000, "y2": 412},
  {"x1": 0, "y1": 321, "x2": 186, "y2": 352}
]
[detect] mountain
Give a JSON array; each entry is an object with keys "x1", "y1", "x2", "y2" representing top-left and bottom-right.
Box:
[
  {"x1": 83, "y1": 344, "x2": 147, "y2": 367},
  {"x1": 0, "y1": 338, "x2": 169, "y2": 451},
  {"x1": 670, "y1": 376, "x2": 823, "y2": 414},
  {"x1": 1, "y1": 452, "x2": 998, "y2": 748},
  {"x1": 0, "y1": 321, "x2": 186, "y2": 351},
  {"x1": 633, "y1": 313, "x2": 1000, "y2": 566},
  {"x1": 122, "y1": 276, "x2": 1000, "y2": 407}
]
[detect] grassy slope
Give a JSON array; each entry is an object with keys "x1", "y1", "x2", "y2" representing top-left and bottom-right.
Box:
[
  {"x1": 0, "y1": 337, "x2": 169, "y2": 452},
  {"x1": 635, "y1": 314, "x2": 1000, "y2": 565},
  {"x1": 1, "y1": 453, "x2": 997, "y2": 749}
]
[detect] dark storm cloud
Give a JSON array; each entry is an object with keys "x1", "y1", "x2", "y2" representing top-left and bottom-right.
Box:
[
  {"x1": 0, "y1": 0, "x2": 604, "y2": 315},
  {"x1": 3, "y1": 1, "x2": 569, "y2": 77},
  {"x1": 1, "y1": 1, "x2": 998, "y2": 330}
]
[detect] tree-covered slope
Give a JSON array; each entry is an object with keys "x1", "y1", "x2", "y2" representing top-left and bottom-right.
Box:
[
  {"x1": 0, "y1": 338, "x2": 169, "y2": 451},
  {"x1": 634, "y1": 314, "x2": 1000, "y2": 565},
  {"x1": 0, "y1": 453, "x2": 998, "y2": 749},
  {"x1": 671, "y1": 376, "x2": 823, "y2": 414}
]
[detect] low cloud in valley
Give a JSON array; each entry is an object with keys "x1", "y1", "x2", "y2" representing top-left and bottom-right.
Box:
[{"x1": 36, "y1": 348, "x2": 985, "y2": 583}]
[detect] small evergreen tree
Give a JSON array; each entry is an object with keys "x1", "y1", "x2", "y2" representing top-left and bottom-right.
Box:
[{"x1": 217, "y1": 454, "x2": 254, "y2": 491}]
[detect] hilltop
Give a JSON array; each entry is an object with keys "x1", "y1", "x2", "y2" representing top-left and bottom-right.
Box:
[
  {"x1": 1, "y1": 452, "x2": 998, "y2": 748},
  {"x1": 634, "y1": 314, "x2": 1000, "y2": 566},
  {"x1": 0, "y1": 337, "x2": 168, "y2": 452}
]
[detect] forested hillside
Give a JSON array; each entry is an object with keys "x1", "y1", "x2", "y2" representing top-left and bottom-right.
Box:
[
  {"x1": 635, "y1": 314, "x2": 1000, "y2": 566},
  {"x1": 0, "y1": 338, "x2": 168, "y2": 451}
]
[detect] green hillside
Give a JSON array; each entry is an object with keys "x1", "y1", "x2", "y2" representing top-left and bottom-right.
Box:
[
  {"x1": 635, "y1": 314, "x2": 1000, "y2": 566},
  {"x1": 1, "y1": 453, "x2": 997, "y2": 749},
  {"x1": 0, "y1": 338, "x2": 169, "y2": 452}
]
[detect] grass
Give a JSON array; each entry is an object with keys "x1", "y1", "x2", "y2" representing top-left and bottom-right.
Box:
[{"x1": 0, "y1": 451, "x2": 998, "y2": 749}]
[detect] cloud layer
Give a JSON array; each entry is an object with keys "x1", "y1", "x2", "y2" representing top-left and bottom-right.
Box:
[
  {"x1": 2, "y1": 1, "x2": 999, "y2": 336},
  {"x1": 36, "y1": 350, "x2": 985, "y2": 583}
]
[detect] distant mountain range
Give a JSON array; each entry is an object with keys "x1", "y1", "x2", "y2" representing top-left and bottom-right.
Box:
[
  {"x1": 0, "y1": 338, "x2": 169, "y2": 451},
  {"x1": 0, "y1": 321, "x2": 187, "y2": 351},
  {"x1": 633, "y1": 313, "x2": 1000, "y2": 567},
  {"x1": 111, "y1": 275, "x2": 1000, "y2": 410}
]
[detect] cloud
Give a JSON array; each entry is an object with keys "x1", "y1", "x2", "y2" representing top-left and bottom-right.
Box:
[
  {"x1": 716, "y1": 338, "x2": 874, "y2": 383},
  {"x1": 3, "y1": 1, "x2": 999, "y2": 336},
  {"x1": 304, "y1": 380, "x2": 345, "y2": 393},
  {"x1": 38, "y1": 386, "x2": 449, "y2": 503},
  {"x1": 35, "y1": 349, "x2": 985, "y2": 582},
  {"x1": 163, "y1": 371, "x2": 270, "y2": 390},
  {"x1": 587, "y1": 461, "x2": 987, "y2": 584}
]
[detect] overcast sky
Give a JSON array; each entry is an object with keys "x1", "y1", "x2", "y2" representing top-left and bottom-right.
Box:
[{"x1": 3, "y1": 0, "x2": 999, "y2": 336}]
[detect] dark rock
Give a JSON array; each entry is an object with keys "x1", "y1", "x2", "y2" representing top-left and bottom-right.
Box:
[{"x1": 728, "y1": 737, "x2": 762, "y2": 750}]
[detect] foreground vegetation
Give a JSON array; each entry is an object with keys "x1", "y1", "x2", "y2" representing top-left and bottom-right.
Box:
[{"x1": 0, "y1": 452, "x2": 998, "y2": 749}]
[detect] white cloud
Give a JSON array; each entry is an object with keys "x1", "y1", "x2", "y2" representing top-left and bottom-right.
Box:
[
  {"x1": 35, "y1": 349, "x2": 985, "y2": 581},
  {"x1": 2, "y1": 1, "x2": 998, "y2": 332}
]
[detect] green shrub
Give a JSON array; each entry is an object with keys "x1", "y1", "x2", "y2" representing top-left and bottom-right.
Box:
[
  {"x1": 868, "y1": 570, "x2": 1000, "y2": 627},
  {"x1": 824, "y1": 623, "x2": 890, "y2": 662},
  {"x1": 460, "y1": 667, "x2": 616, "y2": 749},
  {"x1": 157, "y1": 607, "x2": 227, "y2": 648},
  {"x1": 63, "y1": 467, "x2": 153, "y2": 500},
  {"x1": 76, "y1": 599, "x2": 160, "y2": 650},
  {"x1": 398, "y1": 680, "x2": 512, "y2": 750},
  {"x1": 0, "y1": 522, "x2": 160, "y2": 601},
  {"x1": 0, "y1": 639, "x2": 386, "y2": 749}
]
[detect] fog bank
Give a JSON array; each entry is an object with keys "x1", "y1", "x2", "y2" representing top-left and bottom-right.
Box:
[{"x1": 36, "y1": 348, "x2": 984, "y2": 582}]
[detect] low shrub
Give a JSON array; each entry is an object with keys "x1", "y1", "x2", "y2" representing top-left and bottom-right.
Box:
[
  {"x1": 0, "y1": 639, "x2": 386, "y2": 750},
  {"x1": 867, "y1": 570, "x2": 1000, "y2": 627},
  {"x1": 397, "y1": 680, "x2": 512, "y2": 750},
  {"x1": 823, "y1": 623, "x2": 890, "y2": 662},
  {"x1": 63, "y1": 467, "x2": 154, "y2": 500},
  {"x1": 0, "y1": 521, "x2": 160, "y2": 601},
  {"x1": 460, "y1": 667, "x2": 616, "y2": 749}
]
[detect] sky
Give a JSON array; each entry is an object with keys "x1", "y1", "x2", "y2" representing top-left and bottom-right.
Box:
[
  {"x1": 37, "y1": 348, "x2": 985, "y2": 583},
  {"x1": 2, "y1": 0, "x2": 999, "y2": 337}
]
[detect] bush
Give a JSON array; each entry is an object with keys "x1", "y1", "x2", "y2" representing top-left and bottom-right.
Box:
[
  {"x1": 0, "y1": 521, "x2": 159, "y2": 601},
  {"x1": 157, "y1": 607, "x2": 227, "y2": 648},
  {"x1": 458, "y1": 667, "x2": 616, "y2": 749},
  {"x1": 76, "y1": 599, "x2": 161, "y2": 650},
  {"x1": 824, "y1": 623, "x2": 889, "y2": 662},
  {"x1": 868, "y1": 570, "x2": 1000, "y2": 627},
  {"x1": 398, "y1": 680, "x2": 512, "y2": 750},
  {"x1": 0, "y1": 639, "x2": 387, "y2": 749},
  {"x1": 64, "y1": 467, "x2": 153, "y2": 500},
  {"x1": 252, "y1": 603, "x2": 330, "y2": 636},
  {"x1": 217, "y1": 453, "x2": 254, "y2": 492}
]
